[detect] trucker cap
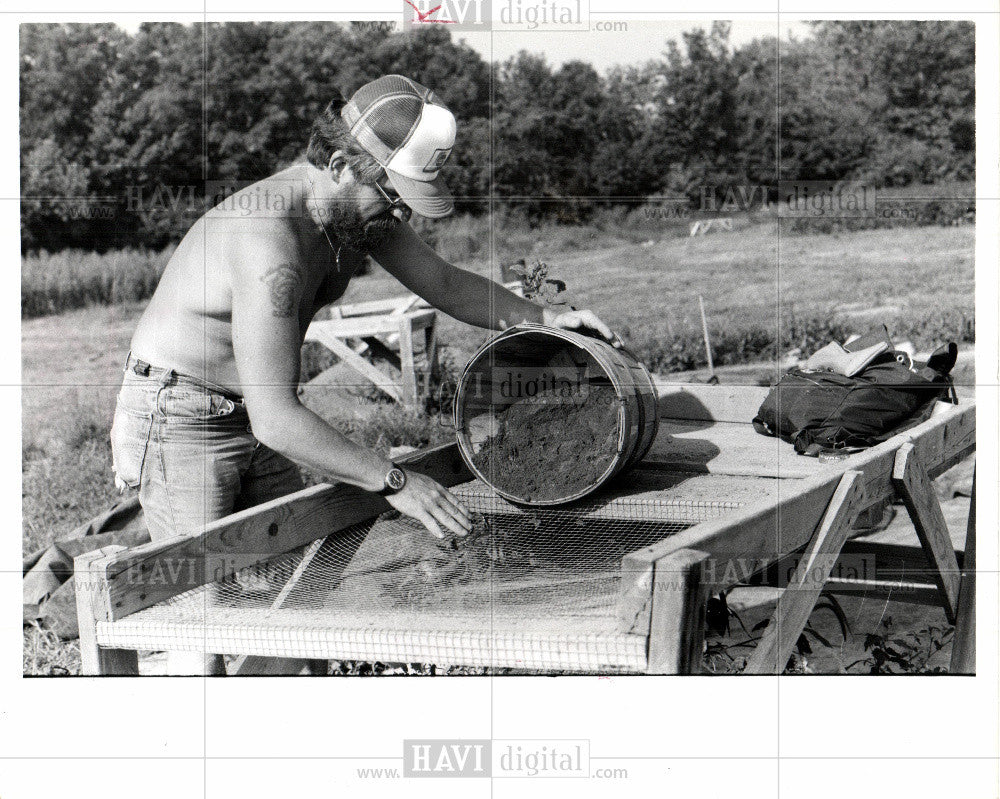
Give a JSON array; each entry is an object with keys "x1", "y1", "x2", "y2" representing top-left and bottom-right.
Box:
[{"x1": 341, "y1": 75, "x2": 457, "y2": 219}]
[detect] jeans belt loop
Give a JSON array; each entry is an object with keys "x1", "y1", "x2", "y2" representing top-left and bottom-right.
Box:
[{"x1": 154, "y1": 368, "x2": 174, "y2": 417}]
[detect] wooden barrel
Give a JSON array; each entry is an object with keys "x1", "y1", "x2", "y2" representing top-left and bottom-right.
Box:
[{"x1": 454, "y1": 323, "x2": 659, "y2": 505}]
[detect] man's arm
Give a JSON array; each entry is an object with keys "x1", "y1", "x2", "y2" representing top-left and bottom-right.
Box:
[
  {"x1": 370, "y1": 223, "x2": 618, "y2": 342},
  {"x1": 370, "y1": 223, "x2": 542, "y2": 329},
  {"x1": 229, "y1": 240, "x2": 470, "y2": 539}
]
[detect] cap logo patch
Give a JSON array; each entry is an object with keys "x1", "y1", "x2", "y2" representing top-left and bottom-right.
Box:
[{"x1": 424, "y1": 147, "x2": 452, "y2": 173}]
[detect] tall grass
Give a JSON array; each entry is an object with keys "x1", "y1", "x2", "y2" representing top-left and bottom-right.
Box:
[
  {"x1": 20, "y1": 213, "x2": 661, "y2": 318},
  {"x1": 22, "y1": 247, "x2": 172, "y2": 318}
]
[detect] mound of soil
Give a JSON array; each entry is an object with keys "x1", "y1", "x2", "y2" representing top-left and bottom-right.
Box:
[{"x1": 471, "y1": 384, "x2": 621, "y2": 503}]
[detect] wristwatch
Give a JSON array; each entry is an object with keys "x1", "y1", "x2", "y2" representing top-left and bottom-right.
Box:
[{"x1": 377, "y1": 465, "x2": 407, "y2": 496}]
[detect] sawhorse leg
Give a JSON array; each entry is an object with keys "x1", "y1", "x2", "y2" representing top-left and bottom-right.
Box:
[
  {"x1": 75, "y1": 546, "x2": 139, "y2": 675},
  {"x1": 892, "y1": 442, "x2": 962, "y2": 622},
  {"x1": 646, "y1": 548, "x2": 711, "y2": 674},
  {"x1": 313, "y1": 330, "x2": 404, "y2": 404},
  {"x1": 745, "y1": 471, "x2": 866, "y2": 674},
  {"x1": 949, "y1": 471, "x2": 976, "y2": 673},
  {"x1": 423, "y1": 316, "x2": 439, "y2": 394}
]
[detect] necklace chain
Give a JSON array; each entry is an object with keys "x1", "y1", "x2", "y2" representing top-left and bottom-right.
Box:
[{"x1": 309, "y1": 178, "x2": 342, "y2": 272}]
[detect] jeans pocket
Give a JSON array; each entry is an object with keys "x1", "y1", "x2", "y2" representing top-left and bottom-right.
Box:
[
  {"x1": 110, "y1": 405, "x2": 153, "y2": 490},
  {"x1": 163, "y1": 387, "x2": 240, "y2": 421}
]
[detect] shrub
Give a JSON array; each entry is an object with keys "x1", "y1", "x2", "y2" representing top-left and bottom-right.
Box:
[{"x1": 775, "y1": 181, "x2": 976, "y2": 235}]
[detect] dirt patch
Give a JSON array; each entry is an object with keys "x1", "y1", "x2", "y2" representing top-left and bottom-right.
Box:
[{"x1": 471, "y1": 384, "x2": 620, "y2": 503}]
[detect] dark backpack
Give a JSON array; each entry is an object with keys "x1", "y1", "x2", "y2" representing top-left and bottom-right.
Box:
[{"x1": 752, "y1": 343, "x2": 958, "y2": 456}]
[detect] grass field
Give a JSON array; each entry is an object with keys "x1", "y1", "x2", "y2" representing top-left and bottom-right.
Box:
[
  {"x1": 21, "y1": 219, "x2": 975, "y2": 674},
  {"x1": 343, "y1": 221, "x2": 975, "y2": 369}
]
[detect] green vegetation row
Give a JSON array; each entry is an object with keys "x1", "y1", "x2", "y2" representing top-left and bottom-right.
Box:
[
  {"x1": 22, "y1": 193, "x2": 975, "y2": 320},
  {"x1": 621, "y1": 310, "x2": 975, "y2": 376}
]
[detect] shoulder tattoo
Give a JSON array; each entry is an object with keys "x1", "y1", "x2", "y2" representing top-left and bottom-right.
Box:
[{"x1": 260, "y1": 262, "x2": 303, "y2": 318}]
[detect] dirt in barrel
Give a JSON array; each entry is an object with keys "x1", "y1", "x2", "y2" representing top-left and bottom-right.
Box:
[{"x1": 471, "y1": 383, "x2": 621, "y2": 502}]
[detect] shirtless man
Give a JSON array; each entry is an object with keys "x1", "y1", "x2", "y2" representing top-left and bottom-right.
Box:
[{"x1": 111, "y1": 75, "x2": 618, "y2": 674}]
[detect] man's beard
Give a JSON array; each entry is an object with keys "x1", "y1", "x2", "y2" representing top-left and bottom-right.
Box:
[{"x1": 323, "y1": 189, "x2": 400, "y2": 253}]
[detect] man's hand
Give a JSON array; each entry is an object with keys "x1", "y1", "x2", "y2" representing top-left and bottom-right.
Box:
[
  {"x1": 386, "y1": 470, "x2": 473, "y2": 539},
  {"x1": 542, "y1": 307, "x2": 622, "y2": 348}
]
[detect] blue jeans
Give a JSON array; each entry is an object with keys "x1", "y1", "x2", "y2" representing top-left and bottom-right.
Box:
[
  {"x1": 111, "y1": 356, "x2": 304, "y2": 539},
  {"x1": 110, "y1": 355, "x2": 307, "y2": 675}
]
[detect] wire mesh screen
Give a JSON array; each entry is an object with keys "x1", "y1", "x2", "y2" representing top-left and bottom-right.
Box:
[{"x1": 116, "y1": 484, "x2": 742, "y2": 648}]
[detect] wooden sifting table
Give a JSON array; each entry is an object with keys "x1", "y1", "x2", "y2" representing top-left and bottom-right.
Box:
[{"x1": 75, "y1": 382, "x2": 976, "y2": 675}]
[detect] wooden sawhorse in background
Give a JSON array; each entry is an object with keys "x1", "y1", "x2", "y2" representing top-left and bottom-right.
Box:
[{"x1": 304, "y1": 298, "x2": 438, "y2": 411}]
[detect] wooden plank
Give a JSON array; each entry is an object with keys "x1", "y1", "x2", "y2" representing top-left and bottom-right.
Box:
[
  {"x1": 749, "y1": 541, "x2": 966, "y2": 591},
  {"x1": 643, "y1": 419, "x2": 820, "y2": 478},
  {"x1": 823, "y1": 580, "x2": 942, "y2": 607},
  {"x1": 892, "y1": 443, "x2": 961, "y2": 622},
  {"x1": 327, "y1": 284, "x2": 517, "y2": 319},
  {"x1": 332, "y1": 295, "x2": 431, "y2": 317},
  {"x1": 423, "y1": 318, "x2": 439, "y2": 393},
  {"x1": 398, "y1": 315, "x2": 417, "y2": 410},
  {"x1": 74, "y1": 546, "x2": 139, "y2": 675},
  {"x1": 646, "y1": 548, "x2": 710, "y2": 674},
  {"x1": 231, "y1": 537, "x2": 327, "y2": 676},
  {"x1": 950, "y1": 473, "x2": 976, "y2": 674},
  {"x1": 744, "y1": 471, "x2": 866, "y2": 674},
  {"x1": 389, "y1": 294, "x2": 423, "y2": 317},
  {"x1": 228, "y1": 657, "x2": 318, "y2": 676},
  {"x1": 100, "y1": 443, "x2": 471, "y2": 621},
  {"x1": 309, "y1": 329, "x2": 404, "y2": 402},
  {"x1": 305, "y1": 309, "x2": 436, "y2": 339},
  {"x1": 618, "y1": 554, "x2": 655, "y2": 635},
  {"x1": 840, "y1": 540, "x2": 965, "y2": 573},
  {"x1": 652, "y1": 381, "x2": 769, "y2": 423}
]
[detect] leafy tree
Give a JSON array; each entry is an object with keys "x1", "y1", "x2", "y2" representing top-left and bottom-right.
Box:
[
  {"x1": 652, "y1": 23, "x2": 742, "y2": 198},
  {"x1": 492, "y1": 52, "x2": 558, "y2": 218},
  {"x1": 20, "y1": 138, "x2": 91, "y2": 251},
  {"x1": 18, "y1": 20, "x2": 976, "y2": 251},
  {"x1": 812, "y1": 21, "x2": 975, "y2": 184},
  {"x1": 20, "y1": 24, "x2": 128, "y2": 249},
  {"x1": 775, "y1": 39, "x2": 884, "y2": 183}
]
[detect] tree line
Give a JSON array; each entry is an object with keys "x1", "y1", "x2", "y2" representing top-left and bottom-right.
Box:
[{"x1": 20, "y1": 20, "x2": 974, "y2": 252}]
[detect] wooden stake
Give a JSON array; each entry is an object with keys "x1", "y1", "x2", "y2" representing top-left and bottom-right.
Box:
[{"x1": 698, "y1": 295, "x2": 717, "y2": 383}]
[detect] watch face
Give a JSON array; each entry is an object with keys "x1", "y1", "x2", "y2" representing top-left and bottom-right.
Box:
[{"x1": 386, "y1": 468, "x2": 406, "y2": 491}]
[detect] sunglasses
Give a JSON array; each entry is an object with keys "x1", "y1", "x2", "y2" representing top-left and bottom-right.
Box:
[
  {"x1": 372, "y1": 179, "x2": 412, "y2": 222},
  {"x1": 327, "y1": 153, "x2": 413, "y2": 223}
]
